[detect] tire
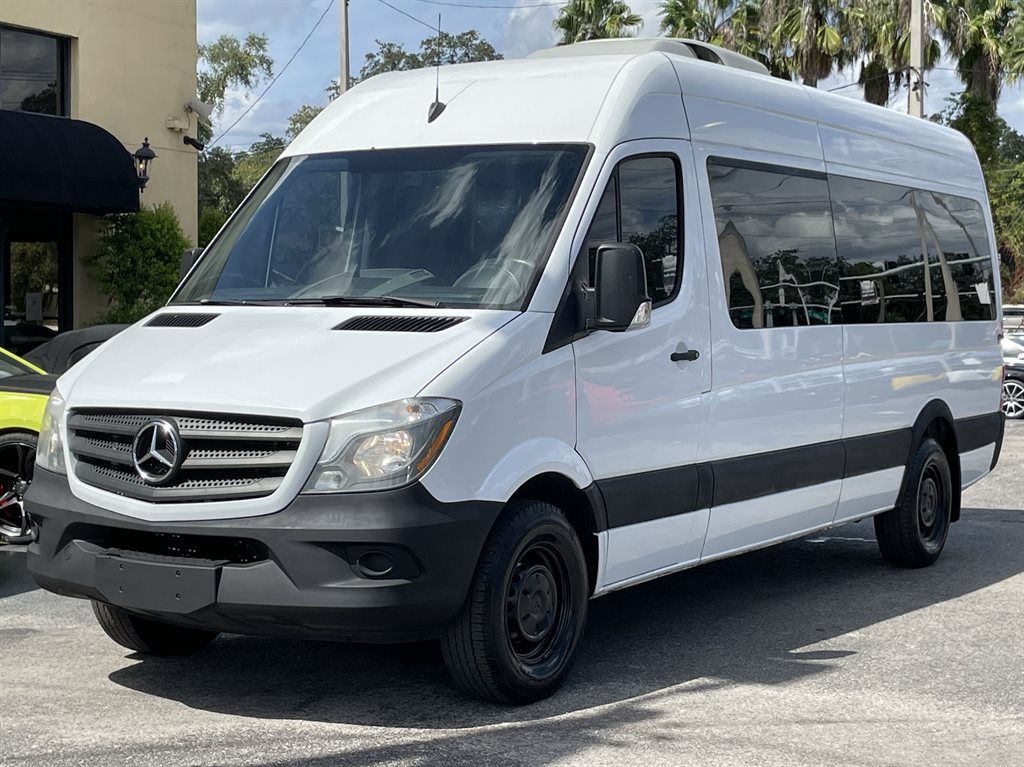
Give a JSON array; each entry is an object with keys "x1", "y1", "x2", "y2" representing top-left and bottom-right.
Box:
[
  {"x1": 441, "y1": 500, "x2": 589, "y2": 705},
  {"x1": 0, "y1": 431, "x2": 36, "y2": 545},
  {"x1": 1002, "y1": 378, "x2": 1024, "y2": 419},
  {"x1": 874, "y1": 437, "x2": 953, "y2": 568},
  {"x1": 91, "y1": 601, "x2": 218, "y2": 655}
]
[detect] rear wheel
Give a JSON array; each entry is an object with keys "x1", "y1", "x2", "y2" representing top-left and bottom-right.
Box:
[
  {"x1": 91, "y1": 601, "x2": 218, "y2": 655},
  {"x1": 0, "y1": 432, "x2": 36, "y2": 544},
  {"x1": 441, "y1": 500, "x2": 589, "y2": 705},
  {"x1": 874, "y1": 437, "x2": 952, "y2": 568}
]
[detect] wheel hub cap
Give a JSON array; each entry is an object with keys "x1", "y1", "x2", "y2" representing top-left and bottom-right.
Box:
[
  {"x1": 919, "y1": 476, "x2": 937, "y2": 528},
  {"x1": 514, "y1": 565, "x2": 557, "y2": 642}
]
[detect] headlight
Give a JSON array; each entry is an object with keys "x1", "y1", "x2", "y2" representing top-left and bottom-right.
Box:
[
  {"x1": 303, "y1": 398, "x2": 460, "y2": 493},
  {"x1": 35, "y1": 391, "x2": 67, "y2": 475}
]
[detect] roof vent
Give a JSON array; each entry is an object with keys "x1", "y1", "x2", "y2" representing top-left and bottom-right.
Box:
[
  {"x1": 146, "y1": 313, "x2": 219, "y2": 328},
  {"x1": 333, "y1": 316, "x2": 468, "y2": 333}
]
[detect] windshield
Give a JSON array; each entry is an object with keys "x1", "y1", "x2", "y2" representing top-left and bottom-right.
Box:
[{"x1": 174, "y1": 144, "x2": 590, "y2": 310}]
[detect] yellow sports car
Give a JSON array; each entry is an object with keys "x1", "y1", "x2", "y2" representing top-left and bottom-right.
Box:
[{"x1": 0, "y1": 347, "x2": 54, "y2": 543}]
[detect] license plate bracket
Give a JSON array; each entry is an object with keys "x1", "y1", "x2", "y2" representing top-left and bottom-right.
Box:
[{"x1": 95, "y1": 554, "x2": 218, "y2": 614}]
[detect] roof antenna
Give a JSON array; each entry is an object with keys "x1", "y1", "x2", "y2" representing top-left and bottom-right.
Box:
[{"x1": 427, "y1": 13, "x2": 446, "y2": 123}]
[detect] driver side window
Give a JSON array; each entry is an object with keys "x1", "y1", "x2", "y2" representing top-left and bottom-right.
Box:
[{"x1": 581, "y1": 155, "x2": 682, "y2": 306}]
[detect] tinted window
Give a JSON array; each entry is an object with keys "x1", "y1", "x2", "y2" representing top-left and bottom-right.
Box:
[
  {"x1": 831, "y1": 176, "x2": 995, "y2": 323},
  {"x1": 708, "y1": 160, "x2": 839, "y2": 329},
  {"x1": 580, "y1": 156, "x2": 681, "y2": 306},
  {"x1": 916, "y1": 191, "x2": 995, "y2": 321},
  {"x1": 0, "y1": 26, "x2": 67, "y2": 115},
  {"x1": 620, "y1": 158, "x2": 680, "y2": 303}
]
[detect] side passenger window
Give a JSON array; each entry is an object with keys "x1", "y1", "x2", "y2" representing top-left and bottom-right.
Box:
[
  {"x1": 831, "y1": 176, "x2": 996, "y2": 323},
  {"x1": 707, "y1": 159, "x2": 839, "y2": 329},
  {"x1": 581, "y1": 156, "x2": 681, "y2": 305}
]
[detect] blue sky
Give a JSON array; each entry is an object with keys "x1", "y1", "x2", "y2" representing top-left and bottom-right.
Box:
[{"x1": 197, "y1": 0, "x2": 1024, "y2": 152}]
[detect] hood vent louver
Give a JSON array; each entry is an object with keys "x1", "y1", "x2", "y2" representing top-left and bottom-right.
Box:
[
  {"x1": 146, "y1": 313, "x2": 220, "y2": 328},
  {"x1": 334, "y1": 316, "x2": 468, "y2": 333}
]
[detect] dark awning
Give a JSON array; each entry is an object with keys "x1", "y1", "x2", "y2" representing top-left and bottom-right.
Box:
[{"x1": 0, "y1": 110, "x2": 139, "y2": 214}]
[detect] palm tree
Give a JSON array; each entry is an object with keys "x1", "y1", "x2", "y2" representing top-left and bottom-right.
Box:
[
  {"x1": 554, "y1": 0, "x2": 644, "y2": 44},
  {"x1": 856, "y1": 0, "x2": 943, "y2": 106},
  {"x1": 659, "y1": 0, "x2": 789, "y2": 77},
  {"x1": 761, "y1": 0, "x2": 862, "y2": 87},
  {"x1": 936, "y1": 0, "x2": 1022, "y2": 106}
]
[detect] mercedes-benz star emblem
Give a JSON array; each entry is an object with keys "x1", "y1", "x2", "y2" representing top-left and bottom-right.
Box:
[{"x1": 131, "y1": 419, "x2": 183, "y2": 485}]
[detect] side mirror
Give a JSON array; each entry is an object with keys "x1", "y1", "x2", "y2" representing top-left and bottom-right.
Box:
[
  {"x1": 179, "y1": 247, "x2": 203, "y2": 281},
  {"x1": 581, "y1": 243, "x2": 652, "y2": 332}
]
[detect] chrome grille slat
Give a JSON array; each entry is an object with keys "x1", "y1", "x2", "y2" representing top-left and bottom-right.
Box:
[{"x1": 68, "y1": 409, "x2": 302, "y2": 503}]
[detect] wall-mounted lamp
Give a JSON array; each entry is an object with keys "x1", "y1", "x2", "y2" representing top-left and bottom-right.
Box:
[{"x1": 134, "y1": 137, "x2": 156, "y2": 192}]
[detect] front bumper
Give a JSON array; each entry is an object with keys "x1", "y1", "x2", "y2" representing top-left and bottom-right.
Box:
[{"x1": 25, "y1": 468, "x2": 502, "y2": 642}]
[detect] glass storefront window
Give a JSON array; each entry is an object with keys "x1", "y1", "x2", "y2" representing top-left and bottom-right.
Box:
[{"x1": 0, "y1": 25, "x2": 68, "y2": 116}]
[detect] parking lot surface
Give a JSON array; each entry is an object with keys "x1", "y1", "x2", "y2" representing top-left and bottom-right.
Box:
[{"x1": 2, "y1": 422, "x2": 1022, "y2": 767}]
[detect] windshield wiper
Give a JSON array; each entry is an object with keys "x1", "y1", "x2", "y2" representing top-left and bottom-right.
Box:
[
  {"x1": 188, "y1": 298, "x2": 287, "y2": 306},
  {"x1": 287, "y1": 295, "x2": 445, "y2": 309}
]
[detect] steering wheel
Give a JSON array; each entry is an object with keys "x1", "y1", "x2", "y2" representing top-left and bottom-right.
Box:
[{"x1": 454, "y1": 259, "x2": 534, "y2": 298}]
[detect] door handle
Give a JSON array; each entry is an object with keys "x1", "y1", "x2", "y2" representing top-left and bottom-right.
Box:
[{"x1": 671, "y1": 349, "x2": 700, "y2": 363}]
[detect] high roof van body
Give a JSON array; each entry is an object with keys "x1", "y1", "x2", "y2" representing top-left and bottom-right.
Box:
[{"x1": 26, "y1": 40, "x2": 1005, "y2": 704}]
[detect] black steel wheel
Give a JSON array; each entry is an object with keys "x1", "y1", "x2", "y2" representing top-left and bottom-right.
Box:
[
  {"x1": 874, "y1": 437, "x2": 953, "y2": 568},
  {"x1": 0, "y1": 432, "x2": 37, "y2": 544},
  {"x1": 442, "y1": 500, "x2": 588, "y2": 705}
]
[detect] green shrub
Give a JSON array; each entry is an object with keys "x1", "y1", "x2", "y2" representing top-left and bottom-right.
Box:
[
  {"x1": 198, "y1": 206, "x2": 228, "y2": 248},
  {"x1": 85, "y1": 202, "x2": 192, "y2": 324}
]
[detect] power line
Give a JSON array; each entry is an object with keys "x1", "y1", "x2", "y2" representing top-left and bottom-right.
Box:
[
  {"x1": 375, "y1": 0, "x2": 437, "y2": 31},
  {"x1": 209, "y1": 0, "x2": 336, "y2": 149}
]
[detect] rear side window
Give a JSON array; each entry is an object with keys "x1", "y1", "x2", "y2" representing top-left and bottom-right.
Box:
[
  {"x1": 831, "y1": 177, "x2": 995, "y2": 323},
  {"x1": 707, "y1": 159, "x2": 840, "y2": 329},
  {"x1": 581, "y1": 155, "x2": 682, "y2": 306}
]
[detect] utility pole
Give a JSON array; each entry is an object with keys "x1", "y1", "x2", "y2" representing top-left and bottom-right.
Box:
[
  {"x1": 339, "y1": 0, "x2": 350, "y2": 96},
  {"x1": 909, "y1": 0, "x2": 925, "y2": 117}
]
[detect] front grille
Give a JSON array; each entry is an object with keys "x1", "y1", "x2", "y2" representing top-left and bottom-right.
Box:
[{"x1": 68, "y1": 410, "x2": 303, "y2": 503}]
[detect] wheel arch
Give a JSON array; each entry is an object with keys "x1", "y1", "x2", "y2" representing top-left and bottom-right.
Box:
[
  {"x1": 908, "y1": 400, "x2": 962, "y2": 522},
  {"x1": 508, "y1": 472, "x2": 606, "y2": 597}
]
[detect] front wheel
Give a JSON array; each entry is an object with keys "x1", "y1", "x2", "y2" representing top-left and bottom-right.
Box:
[
  {"x1": 874, "y1": 437, "x2": 953, "y2": 568},
  {"x1": 441, "y1": 500, "x2": 589, "y2": 705},
  {"x1": 92, "y1": 601, "x2": 218, "y2": 655}
]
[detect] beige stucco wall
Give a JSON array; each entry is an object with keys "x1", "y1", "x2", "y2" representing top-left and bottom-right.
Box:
[{"x1": 1, "y1": 0, "x2": 197, "y2": 325}]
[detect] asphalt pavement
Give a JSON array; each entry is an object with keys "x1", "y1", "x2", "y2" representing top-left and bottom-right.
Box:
[{"x1": 2, "y1": 422, "x2": 1022, "y2": 767}]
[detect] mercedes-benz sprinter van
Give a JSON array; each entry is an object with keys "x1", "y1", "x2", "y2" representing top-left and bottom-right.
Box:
[{"x1": 26, "y1": 39, "x2": 1005, "y2": 705}]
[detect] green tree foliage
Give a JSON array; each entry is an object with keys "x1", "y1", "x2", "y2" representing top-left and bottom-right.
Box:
[
  {"x1": 554, "y1": 0, "x2": 644, "y2": 44},
  {"x1": 85, "y1": 204, "x2": 192, "y2": 323},
  {"x1": 934, "y1": 92, "x2": 1024, "y2": 301},
  {"x1": 659, "y1": 0, "x2": 788, "y2": 77},
  {"x1": 359, "y1": 30, "x2": 502, "y2": 79},
  {"x1": 198, "y1": 147, "x2": 247, "y2": 217},
  {"x1": 936, "y1": 0, "x2": 1022, "y2": 107},
  {"x1": 198, "y1": 207, "x2": 229, "y2": 249},
  {"x1": 233, "y1": 133, "x2": 287, "y2": 192},
  {"x1": 760, "y1": 0, "x2": 862, "y2": 87},
  {"x1": 195, "y1": 33, "x2": 276, "y2": 234},
  {"x1": 197, "y1": 34, "x2": 274, "y2": 114},
  {"x1": 286, "y1": 104, "x2": 324, "y2": 141},
  {"x1": 855, "y1": 0, "x2": 943, "y2": 106}
]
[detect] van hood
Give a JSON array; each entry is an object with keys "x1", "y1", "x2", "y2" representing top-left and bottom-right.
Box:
[{"x1": 59, "y1": 307, "x2": 519, "y2": 422}]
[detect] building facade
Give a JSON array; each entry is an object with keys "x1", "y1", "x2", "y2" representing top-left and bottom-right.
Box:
[{"x1": 0, "y1": 0, "x2": 197, "y2": 352}]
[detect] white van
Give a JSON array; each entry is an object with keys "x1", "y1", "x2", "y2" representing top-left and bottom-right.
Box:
[{"x1": 26, "y1": 39, "x2": 1005, "y2": 704}]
